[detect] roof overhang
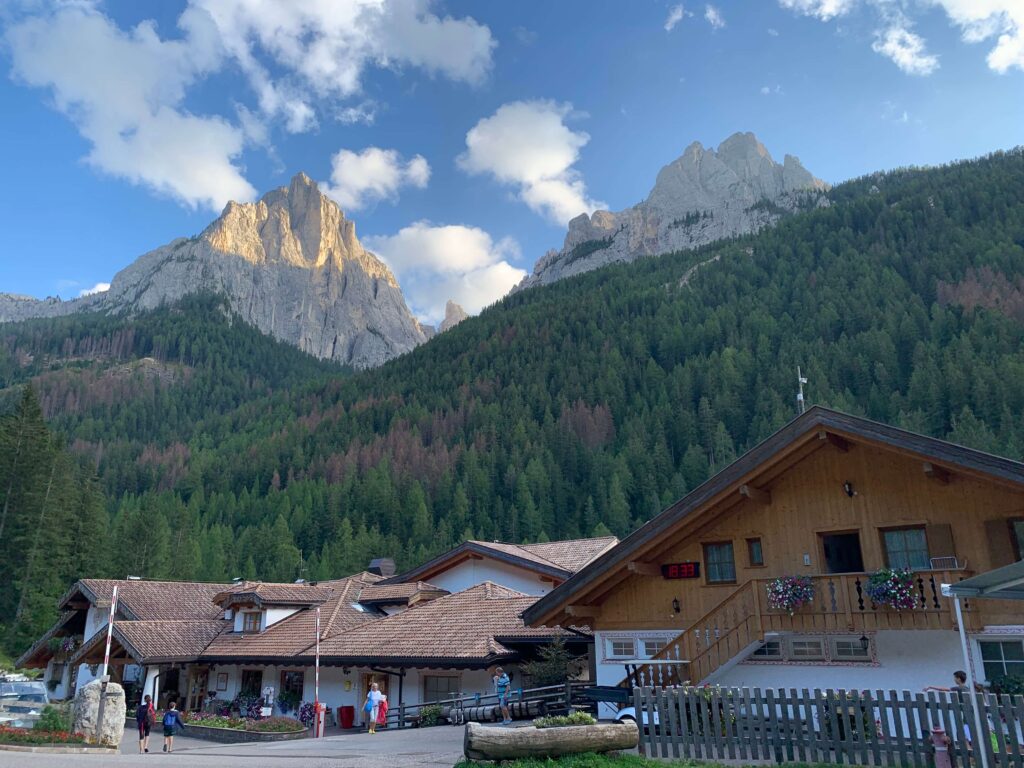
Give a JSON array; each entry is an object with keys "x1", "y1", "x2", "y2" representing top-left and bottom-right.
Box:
[
  {"x1": 383, "y1": 542, "x2": 571, "y2": 585},
  {"x1": 523, "y1": 406, "x2": 1024, "y2": 628},
  {"x1": 945, "y1": 560, "x2": 1024, "y2": 601},
  {"x1": 15, "y1": 612, "x2": 82, "y2": 669}
]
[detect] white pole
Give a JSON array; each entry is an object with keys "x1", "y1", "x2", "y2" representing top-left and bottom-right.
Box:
[
  {"x1": 315, "y1": 606, "x2": 321, "y2": 737},
  {"x1": 101, "y1": 585, "x2": 119, "y2": 681},
  {"x1": 954, "y1": 595, "x2": 989, "y2": 768}
]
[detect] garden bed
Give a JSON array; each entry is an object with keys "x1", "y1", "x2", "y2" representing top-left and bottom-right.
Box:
[
  {"x1": 182, "y1": 714, "x2": 308, "y2": 744},
  {"x1": 0, "y1": 725, "x2": 115, "y2": 753}
]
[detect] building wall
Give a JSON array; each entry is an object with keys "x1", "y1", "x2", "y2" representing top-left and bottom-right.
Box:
[
  {"x1": 593, "y1": 441, "x2": 1024, "y2": 631},
  {"x1": 427, "y1": 558, "x2": 555, "y2": 596},
  {"x1": 592, "y1": 629, "x2": 678, "y2": 719}
]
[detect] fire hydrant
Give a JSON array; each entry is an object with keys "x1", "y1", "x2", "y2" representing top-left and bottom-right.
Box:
[{"x1": 932, "y1": 725, "x2": 953, "y2": 768}]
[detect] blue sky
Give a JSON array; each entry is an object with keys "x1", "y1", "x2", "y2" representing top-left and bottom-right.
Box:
[{"x1": 1, "y1": 0, "x2": 1022, "y2": 323}]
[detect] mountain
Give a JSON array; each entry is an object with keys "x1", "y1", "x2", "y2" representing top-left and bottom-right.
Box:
[
  {"x1": 0, "y1": 174, "x2": 427, "y2": 369},
  {"x1": 517, "y1": 132, "x2": 827, "y2": 289},
  {"x1": 439, "y1": 300, "x2": 469, "y2": 332},
  {"x1": 5, "y1": 147, "x2": 1024, "y2": 658}
]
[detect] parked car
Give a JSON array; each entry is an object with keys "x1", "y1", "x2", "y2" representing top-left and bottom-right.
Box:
[{"x1": 0, "y1": 680, "x2": 49, "y2": 729}]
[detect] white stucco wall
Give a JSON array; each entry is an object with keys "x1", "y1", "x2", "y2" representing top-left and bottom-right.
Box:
[
  {"x1": 427, "y1": 558, "x2": 554, "y2": 596},
  {"x1": 592, "y1": 629, "x2": 678, "y2": 718}
]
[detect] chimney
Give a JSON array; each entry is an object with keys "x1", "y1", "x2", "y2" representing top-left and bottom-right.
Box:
[{"x1": 368, "y1": 558, "x2": 396, "y2": 578}]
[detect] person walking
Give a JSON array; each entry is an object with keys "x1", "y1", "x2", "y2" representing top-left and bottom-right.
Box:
[
  {"x1": 493, "y1": 667, "x2": 512, "y2": 725},
  {"x1": 136, "y1": 694, "x2": 155, "y2": 753},
  {"x1": 364, "y1": 682, "x2": 383, "y2": 734},
  {"x1": 161, "y1": 701, "x2": 186, "y2": 753}
]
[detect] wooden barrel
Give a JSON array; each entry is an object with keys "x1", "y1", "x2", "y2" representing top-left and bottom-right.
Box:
[{"x1": 464, "y1": 721, "x2": 639, "y2": 760}]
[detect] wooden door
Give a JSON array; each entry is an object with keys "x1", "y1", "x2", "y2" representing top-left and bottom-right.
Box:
[
  {"x1": 359, "y1": 674, "x2": 388, "y2": 724},
  {"x1": 185, "y1": 668, "x2": 209, "y2": 712}
]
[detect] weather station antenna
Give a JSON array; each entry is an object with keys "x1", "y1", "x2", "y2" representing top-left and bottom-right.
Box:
[{"x1": 796, "y1": 366, "x2": 808, "y2": 415}]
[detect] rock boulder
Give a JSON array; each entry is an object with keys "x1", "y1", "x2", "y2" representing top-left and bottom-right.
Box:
[{"x1": 72, "y1": 679, "x2": 126, "y2": 747}]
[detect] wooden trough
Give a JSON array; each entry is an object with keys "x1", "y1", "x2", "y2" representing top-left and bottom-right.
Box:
[{"x1": 464, "y1": 721, "x2": 639, "y2": 761}]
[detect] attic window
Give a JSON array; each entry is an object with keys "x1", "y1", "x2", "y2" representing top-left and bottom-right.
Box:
[{"x1": 242, "y1": 612, "x2": 261, "y2": 633}]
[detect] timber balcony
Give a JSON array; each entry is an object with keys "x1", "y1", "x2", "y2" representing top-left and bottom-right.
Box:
[{"x1": 629, "y1": 568, "x2": 975, "y2": 688}]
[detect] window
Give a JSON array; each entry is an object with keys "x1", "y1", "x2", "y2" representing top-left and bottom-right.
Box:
[
  {"x1": 241, "y1": 670, "x2": 262, "y2": 697},
  {"x1": 607, "y1": 638, "x2": 636, "y2": 659},
  {"x1": 704, "y1": 542, "x2": 736, "y2": 584},
  {"x1": 1013, "y1": 520, "x2": 1024, "y2": 560},
  {"x1": 747, "y1": 538, "x2": 764, "y2": 567},
  {"x1": 752, "y1": 640, "x2": 782, "y2": 659},
  {"x1": 642, "y1": 639, "x2": 668, "y2": 658},
  {"x1": 242, "y1": 612, "x2": 261, "y2": 633},
  {"x1": 788, "y1": 638, "x2": 825, "y2": 660},
  {"x1": 979, "y1": 641, "x2": 1024, "y2": 681},
  {"x1": 832, "y1": 637, "x2": 871, "y2": 661},
  {"x1": 883, "y1": 527, "x2": 930, "y2": 570},
  {"x1": 280, "y1": 670, "x2": 304, "y2": 701},
  {"x1": 50, "y1": 663, "x2": 66, "y2": 683},
  {"x1": 423, "y1": 675, "x2": 460, "y2": 702}
]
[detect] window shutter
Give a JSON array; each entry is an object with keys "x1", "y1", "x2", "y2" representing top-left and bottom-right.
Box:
[
  {"x1": 925, "y1": 524, "x2": 955, "y2": 560},
  {"x1": 984, "y1": 519, "x2": 1016, "y2": 569}
]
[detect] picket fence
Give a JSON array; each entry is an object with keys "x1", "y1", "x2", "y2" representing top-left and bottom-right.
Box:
[{"x1": 633, "y1": 686, "x2": 1024, "y2": 767}]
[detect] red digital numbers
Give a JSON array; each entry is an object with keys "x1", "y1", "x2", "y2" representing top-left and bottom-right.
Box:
[{"x1": 661, "y1": 562, "x2": 700, "y2": 579}]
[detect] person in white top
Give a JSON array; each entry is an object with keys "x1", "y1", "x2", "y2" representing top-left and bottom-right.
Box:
[{"x1": 365, "y1": 682, "x2": 384, "y2": 734}]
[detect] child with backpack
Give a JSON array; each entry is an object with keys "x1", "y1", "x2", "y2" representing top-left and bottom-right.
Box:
[
  {"x1": 162, "y1": 701, "x2": 186, "y2": 753},
  {"x1": 136, "y1": 694, "x2": 155, "y2": 753}
]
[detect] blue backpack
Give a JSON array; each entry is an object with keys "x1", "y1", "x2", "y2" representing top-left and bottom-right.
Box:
[{"x1": 163, "y1": 711, "x2": 177, "y2": 728}]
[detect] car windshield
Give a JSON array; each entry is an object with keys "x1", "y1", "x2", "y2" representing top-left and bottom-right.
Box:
[{"x1": 0, "y1": 681, "x2": 48, "y2": 700}]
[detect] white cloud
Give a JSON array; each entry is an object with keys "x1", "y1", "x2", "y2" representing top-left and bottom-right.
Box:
[
  {"x1": 705, "y1": 5, "x2": 725, "y2": 29},
  {"x1": 778, "y1": 0, "x2": 855, "y2": 20},
  {"x1": 457, "y1": 100, "x2": 604, "y2": 225},
  {"x1": 930, "y1": 0, "x2": 1024, "y2": 73},
  {"x1": 767, "y1": 27, "x2": 780, "y2": 36},
  {"x1": 760, "y1": 84, "x2": 784, "y2": 95},
  {"x1": 323, "y1": 147, "x2": 430, "y2": 211},
  {"x1": 665, "y1": 5, "x2": 685, "y2": 32},
  {"x1": 5, "y1": 5, "x2": 255, "y2": 211},
  {"x1": 79, "y1": 282, "x2": 110, "y2": 297},
  {"x1": 365, "y1": 222, "x2": 526, "y2": 323},
  {"x1": 337, "y1": 101, "x2": 378, "y2": 125},
  {"x1": 872, "y1": 24, "x2": 939, "y2": 75}
]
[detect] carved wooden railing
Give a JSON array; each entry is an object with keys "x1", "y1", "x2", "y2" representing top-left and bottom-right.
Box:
[{"x1": 626, "y1": 569, "x2": 975, "y2": 688}]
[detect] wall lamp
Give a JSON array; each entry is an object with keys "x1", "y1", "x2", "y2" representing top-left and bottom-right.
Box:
[
  {"x1": 859, "y1": 634, "x2": 870, "y2": 652},
  {"x1": 672, "y1": 598, "x2": 681, "y2": 614}
]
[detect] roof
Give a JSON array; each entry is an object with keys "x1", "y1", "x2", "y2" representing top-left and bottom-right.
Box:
[
  {"x1": 385, "y1": 536, "x2": 619, "y2": 585},
  {"x1": 523, "y1": 406, "x2": 1024, "y2": 627},
  {"x1": 316, "y1": 582, "x2": 579, "y2": 666},
  {"x1": 15, "y1": 612, "x2": 83, "y2": 669},
  {"x1": 356, "y1": 581, "x2": 449, "y2": 605},
  {"x1": 202, "y1": 572, "x2": 383, "y2": 661},
  {"x1": 72, "y1": 620, "x2": 228, "y2": 665},
  {"x1": 59, "y1": 579, "x2": 229, "y2": 621},
  {"x1": 947, "y1": 560, "x2": 1024, "y2": 600},
  {"x1": 213, "y1": 582, "x2": 336, "y2": 608}
]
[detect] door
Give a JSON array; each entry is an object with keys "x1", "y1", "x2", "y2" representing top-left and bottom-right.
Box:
[
  {"x1": 821, "y1": 532, "x2": 864, "y2": 573},
  {"x1": 359, "y1": 674, "x2": 388, "y2": 725},
  {"x1": 186, "y1": 668, "x2": 209, "y2": 712}
]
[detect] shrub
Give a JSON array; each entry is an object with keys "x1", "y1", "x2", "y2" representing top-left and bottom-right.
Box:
[
  {"x1": 991, "y1": 674, "x2": 1024, "y2": 696},
  {"x1": 420, "y1": 704, "x2": 442, "y2": 727},
  {"x1": 245, "y1": 716, "x2": 304, "y2": 733},
  {"x1": 533, "y1": 711, "x2": 597, "y2": 728},
  {"x1": 34, "y1": 703, "x2": 72, "y2": 733},
  {"x1": 522, "y1": 638, "x2": 585, "y2": 687}
]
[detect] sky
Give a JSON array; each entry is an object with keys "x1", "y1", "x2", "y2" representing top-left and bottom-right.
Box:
[{"x1": 1, "y1": 0, "x2": 1022, "y2": 325}]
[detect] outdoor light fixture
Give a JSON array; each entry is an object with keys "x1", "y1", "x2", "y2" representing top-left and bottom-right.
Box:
[
  {"x1": 672, "y1": 598, "x2": 681, "y2": 614},
  {"x1": 843, "y1": 481, "x2": 855, "y2": 497},
  {"x1": 859, "y1": 634, "x2": 870, "y2": 652}
]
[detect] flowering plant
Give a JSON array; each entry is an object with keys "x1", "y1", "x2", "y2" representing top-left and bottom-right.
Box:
[
  {"x1": 865, "y1": 568, "x2": 916, "y2": 610},
  {"x1": 298, "y1": 701, "x2": 315, "y2": 727},
  {"x1": 0, "y1": 726, "x2": 87, "y2": 745},
  {"x1": 765, "y1": 575, "x2": 815, "y2": 614},
  {"x1": 230, "y1": 694, "x2": 264, "y2": 720}
]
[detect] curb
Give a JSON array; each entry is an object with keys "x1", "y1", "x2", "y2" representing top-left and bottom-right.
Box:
[{"x1": 0, "y1": 743, "x2": 119, "y2": 754}]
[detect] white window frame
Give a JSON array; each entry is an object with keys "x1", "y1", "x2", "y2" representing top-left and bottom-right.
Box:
[
  {"x1": 641, "y1": 639, "x2": 670, "y2": 658},
  {"x1": 787, "y1": 637, "x2": 826, "y2": 661},
  {"x1": 978, "y1": 639, "x2": 1024, "y2": 682},
  {"x1": 422, "y1": 674, "x2": 461, "y2": 703},
  {"x1": 751, "y1": 640, "x2": 783, "y2": 659},
  {"x1": 606, "y1": 638, "x2": 636, "y2": 660},
  {"x1": 241, "y1": 611, "x2": 262, "y2": 633},
  {"x1": 831, "y1": 637, "x2": 872, "y2": 662}
]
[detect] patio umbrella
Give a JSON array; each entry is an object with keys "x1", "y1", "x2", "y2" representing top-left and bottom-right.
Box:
[{"x1": 943, "y1": 560, "x2": 1024, "y2": 768}]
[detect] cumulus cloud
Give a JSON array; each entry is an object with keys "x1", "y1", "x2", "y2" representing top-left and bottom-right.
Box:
[
  {"x1": 872, "y1": 24, "x2": 939, "y2": 75},
  {"x1": 79, "y1": 282, "x2": 111, "y2": 297},
  {"x1": 457, "y1": 100, "x2": 604, "y2": 226},
  {"x1": 5, "y1": 4, "x2": 255, "y2": 211},
  {"x1": 323, "y1": 147, "x2": 430, "y2": 211},
  {"x1": 705, "y1": 5, "x2": 725, "y2": 29},
  {"x1": 665, "y1": 5, "x2": 686, "y2": 31},
  {"x1": 778, "y1": 0, "x2": 1024, "y2": 74},
  {"x1": 365, "y1": 222, "x2": 526, "y2": 323}
]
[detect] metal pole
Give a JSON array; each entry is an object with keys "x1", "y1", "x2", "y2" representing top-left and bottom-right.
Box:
[
  {"x1": 954, "y1": 595, "x2": 989, "y2": 768},
  {"x1": 315, "y1": 606, "x2": 321, "y2": 737}
]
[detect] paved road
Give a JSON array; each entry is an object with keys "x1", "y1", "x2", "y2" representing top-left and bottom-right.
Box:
[{"x1": 0, "y1": 725, "x2": 466, "y2": 767}]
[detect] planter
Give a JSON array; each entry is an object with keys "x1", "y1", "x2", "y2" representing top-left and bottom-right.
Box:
[
  {"x1": 183, "y1": 723, "x2": 309, "y2": 744},
  {"x1": 464, "y1": 721, "x2": 639, "y2": 761}
]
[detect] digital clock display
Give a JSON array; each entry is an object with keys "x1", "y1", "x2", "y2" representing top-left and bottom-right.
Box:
[{"x1": 661, "y1": 562, "x2": 700, "y2": 579}]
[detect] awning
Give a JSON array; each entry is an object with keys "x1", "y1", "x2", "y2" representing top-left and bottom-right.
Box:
[{"x1": 945, "y1": 560, "x2": 1024, "y2": 601}]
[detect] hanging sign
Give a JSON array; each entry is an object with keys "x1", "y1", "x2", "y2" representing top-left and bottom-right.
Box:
[{"x1": 661, "y1": 562, "x2": 700, "y2": 579}]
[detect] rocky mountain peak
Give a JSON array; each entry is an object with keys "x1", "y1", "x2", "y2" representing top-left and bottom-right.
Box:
[
  {"x1": 517, "y1": 132, "x2": 828, "y2": 290},
  {"x1": 439, "y1": 300, "x2": 469, "y2": 333}
]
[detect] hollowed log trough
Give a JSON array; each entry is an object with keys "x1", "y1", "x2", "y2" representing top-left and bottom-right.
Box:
[{"x1": 464, "y1": 720, "x2": 639, "y2": 761}]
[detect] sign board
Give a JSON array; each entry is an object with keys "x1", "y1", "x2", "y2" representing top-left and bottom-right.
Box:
[{"x1": 661, "y1": 562, "x2": 700, "y2": 579}]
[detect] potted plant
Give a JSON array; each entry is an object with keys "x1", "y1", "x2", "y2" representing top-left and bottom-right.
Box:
[
  {"x1": 766, "y1": 575, "x2": 815, "y2": 615},
  {"x1": 865, "y1": 568, "x2": 916, "y2": 610},
  {"x1": 276, "y1": 690, "x2": 300, "y2": 714}
]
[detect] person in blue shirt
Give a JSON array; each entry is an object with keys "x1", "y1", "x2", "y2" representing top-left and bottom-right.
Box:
[
  {"x1": 161, "y1": 701, "x2": 186, "y2": 753},
  {"x1": 493, "y1": 667, "x2": 512, "y2": 725}
]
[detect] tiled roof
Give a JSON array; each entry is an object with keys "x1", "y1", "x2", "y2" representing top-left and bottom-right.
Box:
[
  {"x1": 202, "y1": 573, "x2": 383, "y2": 660},
  {"x1": 356, "y1": 581, "x2": 448, "y2": 604},
  {"x1": 63, "y1": 579, "x2": 229, "y2": 621},
  {"x1": 15, "y1": 612, "x2": 80, "y2": 669},
  {"x1": 71, "y1": 620, "x2": 228, "y2": 665},
  {"x1": 516, "y1": 537, "x2": 619, "y2": 573},
  {"x1": 213, "y1": 582, "x2": 336, "y2": 608},
  {"x1": 316, "y1": 583, "x2": 572, "y2": 664}
]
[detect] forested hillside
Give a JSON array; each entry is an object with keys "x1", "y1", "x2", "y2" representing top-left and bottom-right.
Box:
[{"x1": 3, "y1": 148, "x2": 1024, "y2": 657}]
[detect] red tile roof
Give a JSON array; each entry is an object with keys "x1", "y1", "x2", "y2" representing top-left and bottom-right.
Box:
[
  {"x1": 62, "y1": 579, "x2": 229, "y2": 621},
  {"x1": 71, "y1": 620, "x2": 229, "y2": 665},
  {"x1": 356, "y1": 581, "x2": 448, "y2": 604},
  {"x1": 213, "y1": 582, "x2": 336, "y2": 608}
]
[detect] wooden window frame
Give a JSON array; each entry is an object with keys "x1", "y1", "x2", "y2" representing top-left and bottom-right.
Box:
[
  {"x1": 703, "y1": 541, "x2": 737, "y2": 585},
  {"x1": 422, "y1": 674, "x2": 461, "y2": 703},
  {"x1": 880, "y1": 526, "x2": 931, "y2": 571},
  {"x1": 279, "y1": 669, "x2": 305, "y2": 701},
  {"x1": 241, "y1": 611, "x2": 262, "y2": 634},
  {"x1": 746, "y1": 537, "x2": 765, "y2": 567},
  {"x1": 240, "y1": 669, "x2": 263, "y2": 697}
]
